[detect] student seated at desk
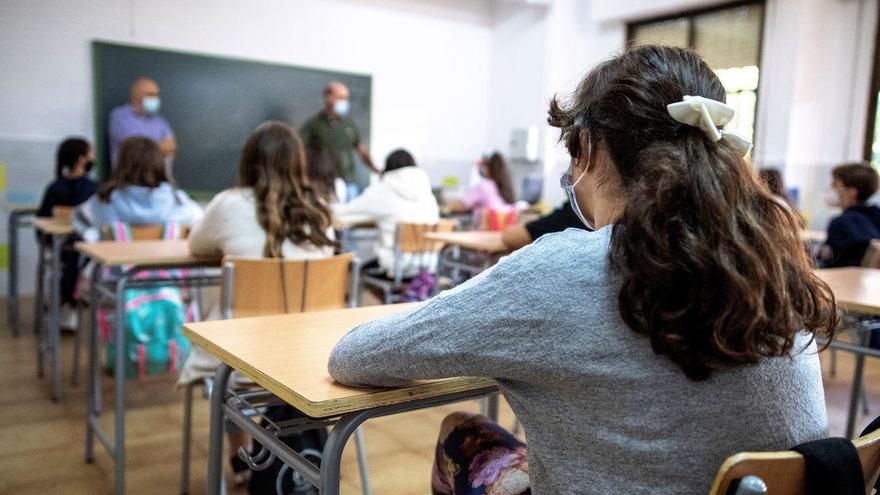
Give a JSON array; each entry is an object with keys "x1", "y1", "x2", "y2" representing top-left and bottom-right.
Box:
[
  {"x1": 37, "y1": 137, "x2": 98, "y2": 329},
  {"x1": 181, "y1": 121, "x2": 336, "y2": 485},
  {"x1": 819, "y1": 163, "x2": 880, "y2": 267},
  {"x1": 73, "y1": 136, "x2": 201, "y2": 240},
  {"x1": 329, "y1": 46, "x2": 837, "y2": 494},
  {"x1": 333, "y1": 149, "x2": 439, "y2": 278},
  {"x1": 501, "y1": 201, "x2": 584, "y2": 250},
  {"x1": 447, "y1": 150, "x2": 515, "y2": 228}
]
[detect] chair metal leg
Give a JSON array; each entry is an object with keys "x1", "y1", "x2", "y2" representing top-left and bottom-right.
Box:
[
  {"x1": 353, "y1": 428, "x2": 372, "y2": 495},
  {"x1": 71, "y1": 304, "x2": 85, "y2": 386},
  {"x1": 181, "y1": 381, "x2": 195, "y2": 495},
  {"x1": 34, "y1": 246, "x2": 46, "y2": 377}
]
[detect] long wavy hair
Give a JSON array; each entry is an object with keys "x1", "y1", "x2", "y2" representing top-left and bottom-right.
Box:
[
  {"x1": 239, "y1": 121, "x2": 337, "y2": 257},
  {"x1": 548, "y1": 46, "x2": 838, "y2": 380},
  {"x1": 482, "y1": 152, "x2": 516, "y2": 204},
  {"x1": 98, "y1": 137, "x2": 169, "y2": 201}
]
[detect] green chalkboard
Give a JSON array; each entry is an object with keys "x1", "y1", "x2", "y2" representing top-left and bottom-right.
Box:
[{"x1": 92, "y1": 41, "x2": 372, "y2": 195}]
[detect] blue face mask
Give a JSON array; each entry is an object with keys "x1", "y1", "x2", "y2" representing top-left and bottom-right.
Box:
[
  {"x1": 142, "y1": 96, "x2": 161, "y2": 115},
  {"x1": 560, "y1": 160, "x2": 594, "y2": 230},
  {"x1": 333, "y1": 99, "x2": 350, "y2": 116},
  {"x1": 560, "y1": 124, "x2": 595, "y2": 230}
]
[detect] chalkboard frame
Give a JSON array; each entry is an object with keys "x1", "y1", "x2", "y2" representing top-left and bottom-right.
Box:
[{"x1": 91, "y1": 40, "x2": 372, "y2": 197}]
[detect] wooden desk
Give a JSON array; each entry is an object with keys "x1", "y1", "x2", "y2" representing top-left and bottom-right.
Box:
[
  {"x1": 190, "y1": 304, "x2": 496, "y2": 494},
  {"x1": 75, "y1": 239, "x2": 222, "y2": 495},
  {"x1": 815, "y1": 267, "x2": 880, "y2": 315},
  {"x1": 30, "y1": 216, "x2": 75, "y2": 401},
  {"x1": 8, "y1": 206, "x2": 38, "y2": 333},
  {"x1": 75, "y1": 239, "x2": 219, "y2": 266},
  {"x1": 801, "y1": 229, "x2": 826, "y2": 245},
  {"x1": 185, "y1": 304, "x2": 492, "y2": 417},
  {"x1": 32, "y1": 217, "x2": 74, "y2": 236},
  {"x1": 815, "y1": 267, "x2": 880, "y2": 439},
  {"x1": 424, "y1": 231, "x2": 507, "y2": 253}
]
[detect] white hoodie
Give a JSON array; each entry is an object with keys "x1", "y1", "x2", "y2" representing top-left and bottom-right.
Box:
[{"x1": 334, "y1": 166, "x2": 440, "y2": 277}]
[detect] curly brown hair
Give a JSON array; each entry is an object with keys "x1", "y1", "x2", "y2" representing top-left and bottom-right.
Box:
[
  {"x1": 239, "y1": 121, "x2": 337, "y2": 257},
  {"x1": 548, "y1": 46, "x2": 838, "y2": 381}
]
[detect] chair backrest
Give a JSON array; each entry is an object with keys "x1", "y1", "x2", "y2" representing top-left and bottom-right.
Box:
[
  {"x1": 707, "y1": 427, "x2": 880, "y2": 495},
  {"x1": 52, "y1": 206, "x2": 74, "y2": 223},
  {"x1": 396, "y1": 219, "x2": 457, "y2": 254},
  {"x1": 861, "y1": 239, "x2": 880, "y2": 268},
  {"x1": 221, "y1": 253, "x2": 358, "y2": 319},
  {"x1": 99, "y1": 224, "x2": 190, "y2": 241}
]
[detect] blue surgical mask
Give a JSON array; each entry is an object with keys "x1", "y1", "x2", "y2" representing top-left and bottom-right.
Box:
[
  {"x1": 560, "y1": 160, "x2": 594, "y2": 230},
  {"x1": 561, "y1": 124, "x2": 595, "y2": 230},
  {"x1": 142, "y1": 96, "x2": 161, "y2": 115},
  {"x1": 333, "y1": 99, "x2": 350, "y2": 116}
]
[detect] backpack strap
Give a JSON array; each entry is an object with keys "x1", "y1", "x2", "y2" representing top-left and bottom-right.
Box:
[{"x1": 790, "y1": 437, "x2": 864, "y2": 495}]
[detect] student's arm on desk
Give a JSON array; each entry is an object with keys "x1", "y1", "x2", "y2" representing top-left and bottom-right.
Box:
[{"x1": 328, "y1": 237, "x2": 555, "y2": 387}]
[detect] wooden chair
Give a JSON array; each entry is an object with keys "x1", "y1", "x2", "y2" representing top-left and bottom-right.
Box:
[
  {"x1": 708, "y1": 427, "x2": 880, "y2": 494},
  {"x1": 361, "y1": 220, "x2": 457, "y2": 304},
  {"x1": 180, "y1": 254, "x2": 370, "y2": 494},
  {"x1": 98, "y1": 223, "x2": 190, "y2": 241}
]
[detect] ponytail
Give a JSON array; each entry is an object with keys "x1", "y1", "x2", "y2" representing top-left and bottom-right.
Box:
[{"x1": 549, "y1": 45, "x2": 837, "y2": 380}]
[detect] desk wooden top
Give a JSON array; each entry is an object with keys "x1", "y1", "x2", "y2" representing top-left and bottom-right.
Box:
[
  {"x1": 816, "y1": 267, "x2": 880, "y2": 315},
  {"x1": 184, "y1": 304, "x2": 495, "y2": 418},
  {"x1": 75, "y1": 239, "x2": 221, "y2": 267},
  {"x1": 801, "y1": 230, "x2": 826, "y2": 244},
  {"x1": 32, "y1": 217, "x2": 74, "y2": 235},
  {"x1": 424, "y1": 231, "x2": 508, "y2": 253},
  {"x1": 10, "y1": 205, "x2": 38, "y2": 214}
]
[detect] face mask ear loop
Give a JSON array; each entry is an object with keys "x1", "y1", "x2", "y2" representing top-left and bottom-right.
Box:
[{"x1": 572, "y1": 128, "x2": 592, "y2": 188}]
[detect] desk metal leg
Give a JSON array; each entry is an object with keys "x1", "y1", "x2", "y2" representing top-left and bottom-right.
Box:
[
  {"x1": 113, "y1": 273, "x2": 130, "y2": 494},
  {"x1": 321, "y1": 413, "x2": 368, "y2": 495},
  {"x1": 207, "y1": 365, "x2": 234, "y2": 495},
  {"x1": 49, "y1": 234, "x2": 63, "y2": 401},
  {"x1": 846, "y1": 331, "x2": 871, "y2": 438},
  {"x1": 34, "y1": 245, "x2": 46, "y2": 377},
  {"x1": 85, "y1": 264, "x2": 101, "y2": 463},
  {"x1": 8, "y1": 212, "x2": 21, "y2": 335}
]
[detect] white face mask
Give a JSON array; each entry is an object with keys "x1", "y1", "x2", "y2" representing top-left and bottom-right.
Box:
[
  {"x1": 142, "y1": 96, "x2": 161, "y2": 115},
  {"x1": 333, "y1": 99, "x2": 350, "y2": 116},
  {"x1": 825, "y1": 190, "x2": 842, "y2": 208}
]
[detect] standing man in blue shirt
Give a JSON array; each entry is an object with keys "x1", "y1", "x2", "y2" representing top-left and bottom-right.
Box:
[{"x1": 108, "y1": 77, "x2": 176, "y2": 165}]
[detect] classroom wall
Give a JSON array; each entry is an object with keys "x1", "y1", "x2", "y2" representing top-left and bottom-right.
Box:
[{"x1": 0, "y1": 0, "x2": 494, "y2": 295}]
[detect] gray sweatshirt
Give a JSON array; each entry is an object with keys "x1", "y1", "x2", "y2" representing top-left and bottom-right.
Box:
[{"x1": 328, "y1": 227, "x2": 828, "y2": 494}]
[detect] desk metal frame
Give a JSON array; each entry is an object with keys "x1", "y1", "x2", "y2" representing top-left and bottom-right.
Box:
[
  {"x1": 33, "y1": 228, "x2": 68, "y2": 400},
  {"x1": 82, "y1": 260, "x2": 220, "y2": 495},
  {"x1": 206, "y1": 363, "x2": 497, "y2": 495},
  {"x1": 437, "y1": 244, "x2": 502, "y2": 286},
  {"x1": 8, "y1": 207, "x2": 37, "y2": 335}
]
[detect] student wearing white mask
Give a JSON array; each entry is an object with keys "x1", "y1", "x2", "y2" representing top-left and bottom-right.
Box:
[
  {"x1": 819, "y1": 162, "x2": 880, "y2": 267},
  {"x1": 108, "y1": 77, "x2": 176, "y2": 165},
  {"x1": 301, "y1": 81, "x2": 378, "y2": 202}
]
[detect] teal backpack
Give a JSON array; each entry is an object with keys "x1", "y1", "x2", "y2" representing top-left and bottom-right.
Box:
[{"x1": 98, "y1": 222, "x2": 192, "y2": 378}]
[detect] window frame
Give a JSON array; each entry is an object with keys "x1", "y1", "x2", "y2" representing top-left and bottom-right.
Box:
[
  {"x1": 863, "y1": 2, "x2": 880, "y2": 163},
  {"x1": 626, "y1": 0, "x2": 767, "y2": 149}
]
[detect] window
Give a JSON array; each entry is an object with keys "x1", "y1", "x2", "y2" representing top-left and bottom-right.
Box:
[{"x1": 628, "y1": 2, "x2": 765, "y2": 146}]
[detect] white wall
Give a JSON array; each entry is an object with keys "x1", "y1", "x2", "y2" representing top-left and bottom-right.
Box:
[{"x1": 0, "y1": 0, "x2": 494, "y2": 295}]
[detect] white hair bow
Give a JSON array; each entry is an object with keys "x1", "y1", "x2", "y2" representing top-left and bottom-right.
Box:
[{"x1": 666, "y1": 95, "x2": 752, "y2": 157}]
